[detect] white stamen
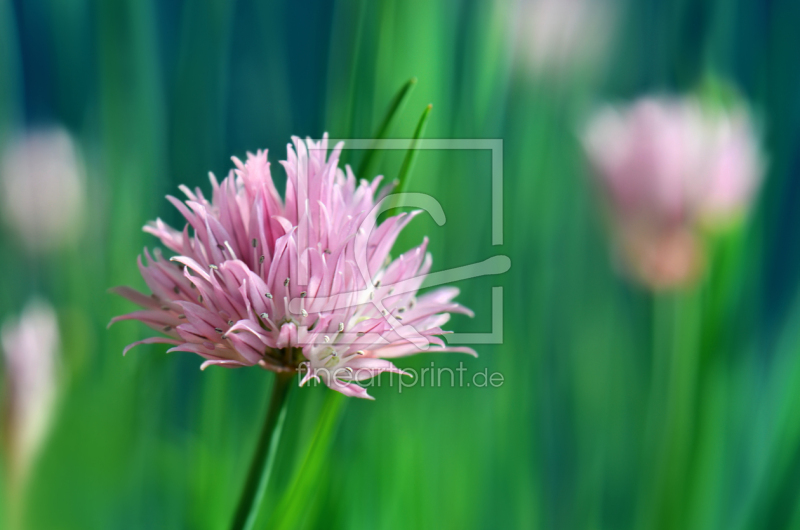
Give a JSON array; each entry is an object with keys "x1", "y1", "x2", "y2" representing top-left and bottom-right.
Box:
[{"x1": 224, "y1": 241, "x2": 237, "y2": 260}]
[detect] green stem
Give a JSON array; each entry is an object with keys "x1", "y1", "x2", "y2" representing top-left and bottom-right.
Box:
[
  {"x1": 659, "y1": 295, "x2": 698, "y2": 528},
  {"x1": 641, "y1": 293, "x2": 700, "y2": 530},
  {"x1": 269, "y1": 391, "x2": 346, "y2": 529},
  {"x1": 230, "y1": 372, "x2": 293, "y2": 530},
  {"x1": 637, "y1": 294, "x2": 677, "y2": 530}
]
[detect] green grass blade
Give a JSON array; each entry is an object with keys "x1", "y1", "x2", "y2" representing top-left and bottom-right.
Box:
[
  {"x1": 394, "y1": 103, "x2": 433, "y2": 201},
  {"x1": 357, "y1": 77, "x2": 417, "y2": 179}
]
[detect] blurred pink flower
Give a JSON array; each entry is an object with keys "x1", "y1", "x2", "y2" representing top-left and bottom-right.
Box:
[
  {"x1": 0, "y1": 128, "x2": 86, "y2": 253},
  {"x1": 110, "y1": 135, "x2": 474, "y2": 399},
  {"x1": 1, "y1": 300, "x2": 59, "y2": 487},
  {"x1": 513, "y1": 0, "x2": 614, "y2": 78},
  {"x1": 582, "y1": 96, "x2": 763, "y2": 288}
]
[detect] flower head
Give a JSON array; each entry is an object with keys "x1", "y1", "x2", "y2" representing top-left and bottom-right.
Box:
[
  {"x1": 111, "y1": 135, "x2": 474, "y2": 398},
  {"x1": 582, "y1": 96, "x2": 763, "y2": 289},
  {"x1": 0, "y1": 128, "x2": 86, "y2": 253},
  {"x1": 1, "y1": 299, "x2": 59, "y2": 487}
]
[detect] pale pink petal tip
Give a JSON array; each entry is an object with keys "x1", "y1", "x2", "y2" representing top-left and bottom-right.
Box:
[
  {"x1": 200, "y1": 360, "x2": 245, "y2": 371},
  {"x1": 122, "y1": 337, "x2": 182, "y2": 356}
]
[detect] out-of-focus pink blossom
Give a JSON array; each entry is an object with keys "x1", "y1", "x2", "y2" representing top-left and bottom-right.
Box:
[
  {"x1": 0, "y1": 128, "x2": 86, "y2": 253},
  {"x1": 110, "y1": 135, "x2": 475, "y2": 399},
  {"x1": 513, "y1": 0, "x2": 614, "y2": 78},
  {"x1": 1, "y1": 300, "x2": 59, "y2": 487},
  {"x1": 582, "y1": 96, "x2": 763, "y2": 289}
]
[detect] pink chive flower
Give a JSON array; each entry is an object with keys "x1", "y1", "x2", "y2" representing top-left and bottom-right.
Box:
[
  {"x1": 0, "y1": 128, "x2": 86, "y2": 253},
  {"x1": 2, "y1": 300, "x2": 59, "y2": 487},
  {"x1": 110, "y1": 135, "x2": 475, "y2": 399},
  {"x1": 582, "y1": 96, "x2": 763, "y2": 289},
  {"x1": 512, "y1": 0, "x2": 615, "y2": 78}
]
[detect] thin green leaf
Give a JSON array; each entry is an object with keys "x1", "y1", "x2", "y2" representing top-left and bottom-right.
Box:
[
  {"x1": 392, "y1": 103, "x2": 432, "y2": 208},
  {"x1": 357, "y1": 77, "x2": 418, "y2": 179}
]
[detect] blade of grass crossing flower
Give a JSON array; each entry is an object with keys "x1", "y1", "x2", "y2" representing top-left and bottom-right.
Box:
[
  {"x1": 358, "y1": 77, "x2": 417, "y2": 179},
  {"x1": 392, "y1": 103, "x2": 432, "y2": 209},
  {"x1": 231, "y1": 373, "x2": 293, "y2": 530},
  {"x1": 267, "y1": 392, "x2": 346, "y2": 530}
]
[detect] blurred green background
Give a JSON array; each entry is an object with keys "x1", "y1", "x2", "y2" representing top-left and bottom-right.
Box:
[{"x1": 2, "y1": 0, "x2": 800, "y2": 528}]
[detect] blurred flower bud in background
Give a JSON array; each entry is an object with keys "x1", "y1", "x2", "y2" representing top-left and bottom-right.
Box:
[
  {"x1": 1, "y1": 300, "x2": 59, "y2": 492},
  {"x1": 0, "y1": 128, "x2": 86, "y2": 254},
  {"x1": 512, "y1": 0, "x2": 614, "y2": 79},
  {"x1": 581, "y1": 93, "x2": 764, "y2": 289}
]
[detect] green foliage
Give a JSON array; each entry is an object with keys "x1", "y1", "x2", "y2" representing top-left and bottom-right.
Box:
[{"x1": 1, "y1": 0, "x2": 799, "y2": 529}]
